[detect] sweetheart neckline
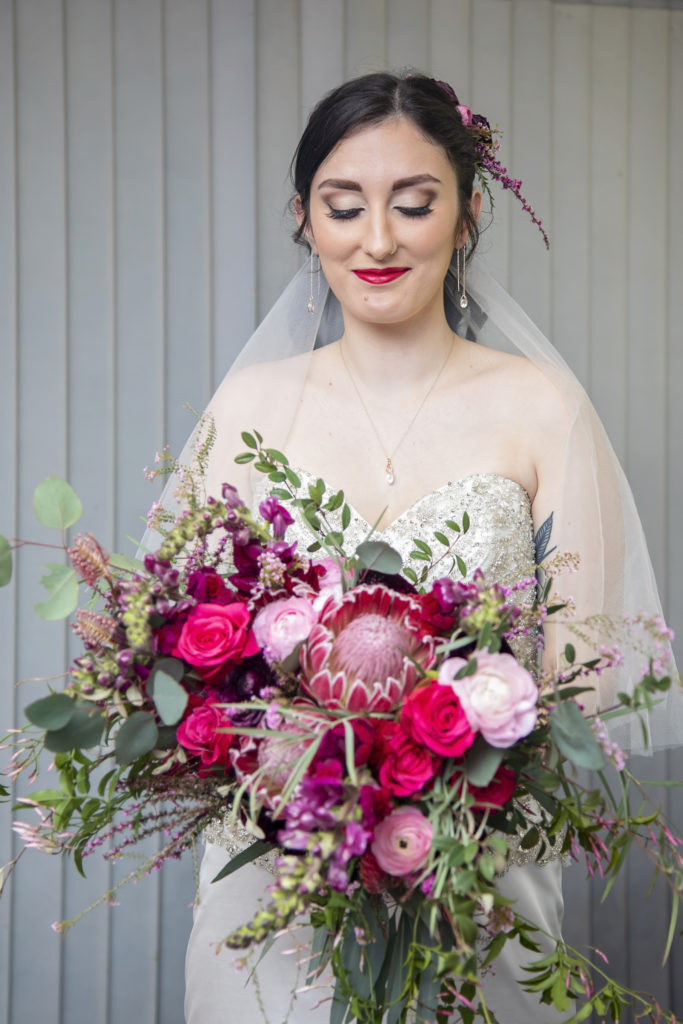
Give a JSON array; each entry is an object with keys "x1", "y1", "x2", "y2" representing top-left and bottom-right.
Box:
[{"x1": 259, "y1": 468, "x2": 532, "y2": 537}]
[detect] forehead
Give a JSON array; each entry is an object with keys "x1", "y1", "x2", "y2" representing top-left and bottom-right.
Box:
[{"x1": 312, "y1": 116, "x2": 457, "y2": 189}]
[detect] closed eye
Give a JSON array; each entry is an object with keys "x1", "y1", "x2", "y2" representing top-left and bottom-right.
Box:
[
  {"x1": 327, "y1": 207, "x2": 362, "y2": 220},
  {"x1": 396, "y1": 204, "x2": 433, "y2": 217}
]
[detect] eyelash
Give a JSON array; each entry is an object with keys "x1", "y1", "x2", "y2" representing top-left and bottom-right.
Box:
[{"x1": 326, "y1": 204, "x2": 434, "y2": 220}]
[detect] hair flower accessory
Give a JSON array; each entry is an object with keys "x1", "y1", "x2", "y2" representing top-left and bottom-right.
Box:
[{"x1": 434, "y1": 78, "x2": 550, "y2": 249}]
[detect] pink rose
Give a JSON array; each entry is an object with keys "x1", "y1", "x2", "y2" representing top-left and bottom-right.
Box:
[
  {"x1": 252, "y1": 597, "x2": 318, "y2": 663},
  {"x1": 372, "y1": 807, "x2": 433, "y2": 876},
  {"x1": 456, "y1": 104, "x2": 473, "y2": 127},
  {"x1": 174, "y1": 602, "x2": 258, "y2": 682},
  {"x1": 177, "y1": 702, "x2": 233, "y2": 767},
  {"x1": 401, "y1": 682, "x2": 476, "y2": 758},
  {"x1": 439, "y1": 652, "x2": 538, "y2": 748}
]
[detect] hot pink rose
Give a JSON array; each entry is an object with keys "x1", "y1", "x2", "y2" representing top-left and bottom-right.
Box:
[
  {"x1": 401, "y1": 682, "x2": 476, "y2": 758},
  {"x1": 252, "y1": 597, "x2": 318, "y2": 663},
  {"x1": 439, "y1": 652, "x2": 538, "y2": 748},
  {"x1": 174, "y1": 602, "x2": 258, "y2": 682},
  {"x1": 372, "y1": 807, "x2": 433, "y2": 876},
  {"x1": 375, "y1": 721, "x2": 441, "y2": 797},
  {"x1": 177, "y1": 702, "x2": 233, "y2": 767}
]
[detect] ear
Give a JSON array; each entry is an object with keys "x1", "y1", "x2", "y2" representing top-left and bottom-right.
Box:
[
  {"x1": 294, "y1": 196, "x2": 317, "y2": 253},
  {"x1": 455, "y1": 189, "x2": 483, "y2": 247}
]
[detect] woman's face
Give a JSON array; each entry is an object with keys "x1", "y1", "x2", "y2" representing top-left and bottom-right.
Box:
[{"x1": 299, "y1": 116, "x2": 480, "y2": 330}]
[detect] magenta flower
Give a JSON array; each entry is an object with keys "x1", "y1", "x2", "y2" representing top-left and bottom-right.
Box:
[
  {"x1": 300, "y1": 585, "x2": 436, "y2": 712},
  {"x1": 372, "y1": 807, "x2": 433, "y2": 876}
]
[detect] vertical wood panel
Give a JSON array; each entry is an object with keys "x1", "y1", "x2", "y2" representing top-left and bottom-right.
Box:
[
  {"x1": 164, "y1": 0, "x2": 212, "y2": 460},
  {"x1": 428, "y1": 0, "x2": 472, "y2": 94},
  {"x1": 12, "y1": 1, "x2": 68, "y2": 1020},
  {"x1": 508, "y1": 0, "x2": 552, "y2": 335},
  {"x1": 61, "y1": 2, "x2": 115, "y2": 1020},
  {"x1": 0, "y1": 2, "x2": 17, "y2": 1022},
  {"x1": 470, "y1": 0, "x2": 513, "y2": 284},
  {"x1": 209, "y1": 0, "x2": 257, "y2": 382},
  {"x1": 256, "y1": 0, "x2": 300, "y2": 316},
  {"x1": 300, "y1": 0, "x2": 345, "y2": 120},
  {"x1": 588, "y1": 5, "x2": 629, "y2": 458},
  {"x1": 551, "y1": 3, "x2": 592, "y2": 383},
  {"x1": 386, "y1": 0, "x2": 430, "y2": 71},
  {"x1": 344, "y1": 0, "x2": 386, "y2": 77},
  {"x1": 110, "y1": 2, "x2": 165, "y2": 1020}
]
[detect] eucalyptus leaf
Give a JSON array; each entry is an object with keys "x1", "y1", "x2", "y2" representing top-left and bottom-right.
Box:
[
  {"x1": 34, "y1": 564, "x2": 78, "y2": 620},
  {"x1": 0, "y1": 535, "x2": 12, "y2": 586},
  {"x1": 115, "y1": 711, "x2": 159, "y2": 765},
  {"x1": 33, "y1": 476, "x2": 83, "y2": 530},
  {"x1": 44, "y1": 705, "x2": 105, "y2": 752},
  {"x1": 356, "y1": 540, "x2": 402, "y2": 575},
  {"x1": 150, "y1": 666, "x2": 188, "y2": 726},
  {"x1": 550, "y1": 701, "x2": 605, "y2": 770},
  {"x1": 25, "y1": 692, "x2": 76, "y2": 731},
  {"x1": 464, "y1": 736, "x2": 503, "y2": 787}
]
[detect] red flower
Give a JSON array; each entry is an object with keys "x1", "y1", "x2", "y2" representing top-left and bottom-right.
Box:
[
  {"x1": 359, "y1": 851, "x2": 390, "y2": 893},
  {"x1": 176, "y1": 701, "x2": 233, "y2": 768},
  {"x1": 173, "y1": 602, "x2": 259, "y2": 683},
  {"x1": 374, "y1": 721, "x2": 441, "y2": 798},
  {"x1": 186, "y1": 567, "x2": 235, "y2": 605},
  {"x1": 401, "y1": 682, "x2": 476, "y2": 758},
  {"x1": 452, "y1": 765, "x2": 517, "y2": 810}
]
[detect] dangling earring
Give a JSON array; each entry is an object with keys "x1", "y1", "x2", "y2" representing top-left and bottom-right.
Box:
[
  {"x1": 307, "y1": 253, "x2": 320, "y2": 314},
  {"x1": 457, "y1": 246, "x2": 468, "y2": 309}
]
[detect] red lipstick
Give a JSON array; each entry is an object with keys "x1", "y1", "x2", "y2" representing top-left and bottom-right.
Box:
[{"x1": 352, "y1": 268, "x2": 409, "y2": 284}]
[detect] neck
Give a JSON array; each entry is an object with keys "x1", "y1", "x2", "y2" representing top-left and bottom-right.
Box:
[{"x1": 338, "y1": 306, "x2": 457, "y2": 392}]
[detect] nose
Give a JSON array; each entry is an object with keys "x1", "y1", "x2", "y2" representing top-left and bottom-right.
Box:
[{"x1": 362, "y1": 209, "x2": 398, "y2": 261}]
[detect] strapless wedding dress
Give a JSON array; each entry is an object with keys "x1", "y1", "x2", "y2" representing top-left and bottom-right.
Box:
[{"x1": 185, "y1": 472, "x2": 568, "y2": 1024}]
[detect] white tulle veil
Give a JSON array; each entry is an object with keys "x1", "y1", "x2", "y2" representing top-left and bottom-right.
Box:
[{"x1": 142, "y1": 253, "x2": 682, "y2": 756}]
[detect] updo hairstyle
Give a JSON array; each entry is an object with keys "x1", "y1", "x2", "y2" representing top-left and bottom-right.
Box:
[{"x1": 291, "y1": 71, "x2": 480, "y2": 259}]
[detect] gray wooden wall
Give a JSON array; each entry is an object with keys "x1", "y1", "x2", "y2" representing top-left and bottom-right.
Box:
[{"x1": 0, "y1": 1, "x2": 681, "y2": 1021}]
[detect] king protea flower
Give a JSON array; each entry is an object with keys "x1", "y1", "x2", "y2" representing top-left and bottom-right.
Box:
[{"x1": 300, "y1": 585, "x2": 435, "y2": 712}]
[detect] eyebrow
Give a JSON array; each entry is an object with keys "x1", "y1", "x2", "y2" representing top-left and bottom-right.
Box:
[{"x1": 317, "y1": 173, "x2": 441, "y2": 192}]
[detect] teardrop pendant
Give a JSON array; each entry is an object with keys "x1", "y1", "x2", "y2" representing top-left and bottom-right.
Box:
[
  {"x1": 385, "y1": 458, "x2": 395, "y2": 485},
  {"x1": 459, "y1": 294, "x2": 469, "y2": 309}
]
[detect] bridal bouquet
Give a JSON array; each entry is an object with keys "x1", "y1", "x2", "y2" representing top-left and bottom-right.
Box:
[{"x1": 1, "y1": 430, "x2": 681, "y2": 1024}]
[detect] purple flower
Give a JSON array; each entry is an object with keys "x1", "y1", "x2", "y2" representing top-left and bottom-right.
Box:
[{"x1": 259, "y1": 497, "x2": 294, "y2": 539}]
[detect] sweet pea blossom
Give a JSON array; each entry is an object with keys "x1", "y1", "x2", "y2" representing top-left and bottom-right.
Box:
[
  {"x1": 439, "y1": 652, "x2": 538, "y2": 748},
  {"x1": 253, "y1": 596, "x2": 318, "y2": 663},
  {"x1": 372, "y1": 807, "x2": 433, "y2": 876}
]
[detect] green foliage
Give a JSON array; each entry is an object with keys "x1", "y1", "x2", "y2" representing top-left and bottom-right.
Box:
[
  {"x1": 109, "y1": 552, "x2": 146, "y2": 573},
  {"x1": 463, "y1": 737, "x2": 504, "y2": 788},
  {"x1": 34, "y1": 563, "x2": 78, "y2": 620},
  {"x1": 25, "y1": 692, "x2": 76, "y2": 731},
  {"x1": 44, "y1": 704, "x2": 105, "y2": 752},
  {"x1": 150, "y1": 659, "x2": 188, "y2": 726},
  {"x1": 356, "y1": 540, "x2": 403, "y2": 576},
  {"x1": 115, "y1": 711, "x2": 159, "y2": 765},
  {"x1": 33, "y1": 476, "x2": 82, "y2": 531},
  {"x1": 550, "y1": 701, "x2": 605, "y2": 770},
  {"x1": 0, "y1": 534, "x2": 12, "y2": 586},
  {"x1": 211, "y1": 840, "x2": 274, "y2": 883}
]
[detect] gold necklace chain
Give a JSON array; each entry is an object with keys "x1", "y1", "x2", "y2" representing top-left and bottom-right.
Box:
[{"x1": 338, "y1": 336, "x2": 454, "y2": 485}]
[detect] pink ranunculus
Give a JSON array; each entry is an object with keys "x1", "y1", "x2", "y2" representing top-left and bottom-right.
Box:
[
  {"x1": 401, "y1": 681, "x2": 476, "y2": 758},
  {"x1": 176, "y1": 702, "x2": 233, "y2": 767},
  {"x1": 440, "y1": 652, "x2": 538, "y2": 748},
  {"x1": 252, "y1": 596, "x2": 318, "y2": 663},
  {"x1": 456, "y1": 104, "x2": 473, "y2": 127},
  {"x1": 371, "y1": 807, "x2": 433, "y2": 876},
  {"x1": 174, "y1": 602, "x2": 258, "y2": 682}
]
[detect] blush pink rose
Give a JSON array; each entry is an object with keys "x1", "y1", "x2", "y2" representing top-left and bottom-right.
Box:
[
  {"x1": 177, "y1": 702, "x2": 233, "y2": 767},
  {"x1": 174, "y1": 602, "x2": 258, "y2": 682},
  {"x1": 401, "y1": 682, "x2": 476, "y2": 758},
  {"x1": 439, "y1": 652, "x2": 538, "y2": 748},
  {"x1": 372, "y1": 807, "x2": 433, "y2": 876},
  {"x1": 252, "y1": 597, "x2": 318, "y2": 663}
]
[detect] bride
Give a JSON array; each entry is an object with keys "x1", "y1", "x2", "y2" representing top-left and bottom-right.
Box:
[{"x1": 178, "y1": 72, "x2": 679, "y2": 1023}]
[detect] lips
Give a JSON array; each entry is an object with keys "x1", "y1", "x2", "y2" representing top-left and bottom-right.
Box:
[{"x1": 352, "y1": 268, "x2": 409, "y2": 285}]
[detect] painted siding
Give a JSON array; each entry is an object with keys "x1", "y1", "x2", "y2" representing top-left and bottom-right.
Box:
[{"x1": 1, "y1": 2, "x2": 681, "y2": 1020}]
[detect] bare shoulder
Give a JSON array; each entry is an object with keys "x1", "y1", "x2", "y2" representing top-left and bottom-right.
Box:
[{"x1": 207, "y1": 352, "x2": 310, "y2": 442}]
